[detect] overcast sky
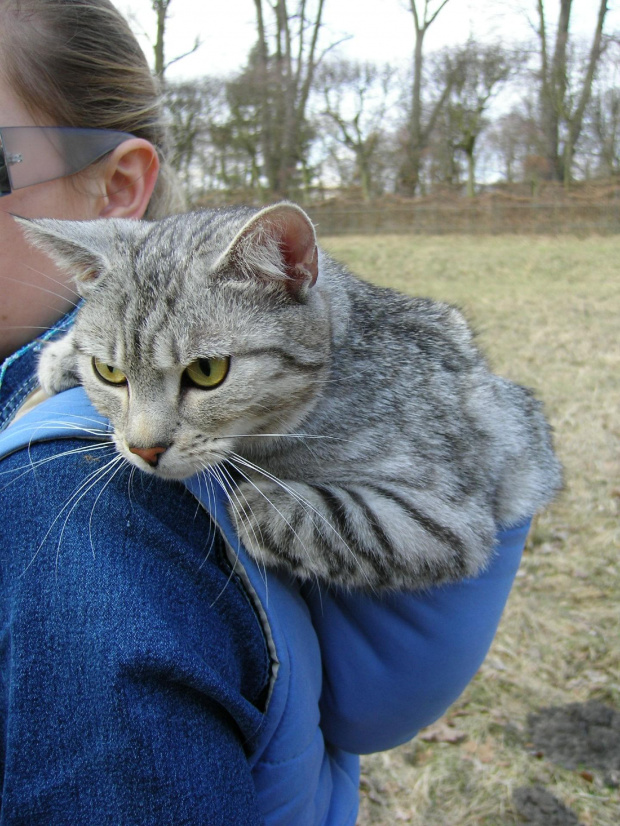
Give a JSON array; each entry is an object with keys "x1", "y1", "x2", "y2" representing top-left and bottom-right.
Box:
[{"x1": 114, "y1": 0, "x2": 619, "y2": 80}]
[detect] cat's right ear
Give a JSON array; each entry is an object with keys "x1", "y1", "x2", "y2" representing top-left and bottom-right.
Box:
[
  {"x1": 217, "y1": 203, "x2": 319, "y2": 301},
  {"x1": 13, "y1": 216, "x2": 140, "y2": 296}
]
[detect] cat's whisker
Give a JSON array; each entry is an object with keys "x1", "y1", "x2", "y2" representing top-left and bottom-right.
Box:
[
  {"x1": 187, "y1": 469, "x2": 219, "y2": 571},
  {"x1": 227, "y1": 452, "x2": 374, "y2": 589},
  {"x1": 0, "y1": 273, "x2": 80, "y2": 306},
  {"x1": 0, "y1": 441, "x2": 114, "y2": 489},
  {"x1": 55, "y1": 454, "x2": 126, "y2": 569},
  {"x1": 25, "y1": 438, "x2": 113, "y2": 482},
  {"x1": 1, "y1": 325, "x2": 76, "y2": 332},
  {"x1": 86, "y1": 455, "x2": 128, "y2": 559},
  {"x1": 126, "y1": 463, "x2": 138, "y2": 508},
  {"x1": 20, "y1": 452, "x2": 125, "y2": 577},
  {"x1": 1, "y1": 427, "x2": 110, "y2": 452},
  {"x1": 218, "y1": 462, "x2": 298, "y2": 589},
  {"x1": 216, "y1": 463, "x2": 267, "y2": 563},
  {"x1": 35, "y1": 422, "x2": 111, "y2": 441},
  {"x1": 5, "y1": 415, "x2": 112, "y2": 440},
  {"x1": 58, "y1": 453, "x2": 126, "y2": 565},
  {"x1": 209, "y1": 462, "x2": 260, "y2": 551},
  {"x1": 227, "y1": 452, "x2": 323, "y2": 523},
  {"x1": 201, "y1": 469, "x2": 223, "y2": 545},
  {"x1": 189, "y1": 468, "x2": 210, "y2": 525},
  {"x1": 200, "y1": 465, "x2": 264, "y2": 603},
  {"x1": 227, "y1": 433, "x2": 349, "y2": 442},
  {"x1": 20, "y1": 263, "x2": 82, "y2": 298},
  {"x1": 225, "y1": 454, "x2": 368, "y2": 585}
]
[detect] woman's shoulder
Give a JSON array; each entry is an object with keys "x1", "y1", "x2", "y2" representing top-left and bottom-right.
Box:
[{"x1": 0, "y1": 424, "x2": 272, "y2": 740}]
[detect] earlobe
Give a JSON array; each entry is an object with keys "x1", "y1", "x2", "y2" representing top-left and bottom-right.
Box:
[{"x1": 98, "y1": 138, "x2": 159, "y2": 220}]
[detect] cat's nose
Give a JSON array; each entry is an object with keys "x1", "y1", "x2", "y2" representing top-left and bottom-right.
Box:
[{"x1": 129, "y1": 445, "x2": 168, "y2": 467}]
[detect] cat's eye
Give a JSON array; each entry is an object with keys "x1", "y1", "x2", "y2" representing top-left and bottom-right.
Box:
[
  {"x1": 183, "y1": 357, "x2": 230, "y2": 390},
  {"x1": 92, "y1": 357, "x2": 127, "y2": 386}
]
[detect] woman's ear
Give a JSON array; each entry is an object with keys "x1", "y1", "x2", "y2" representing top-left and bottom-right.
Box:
[{"x1": 98, "y1": 138, "x2": 159, "y2": 219}]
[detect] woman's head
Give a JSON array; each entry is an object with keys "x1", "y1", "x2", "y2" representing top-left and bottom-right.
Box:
[
  {"x1": 0, "y1": 0, "x2": 184, "y2": 360},
  {"x1": 0, "y1": 0, "x2": 183, "y2": 219}
]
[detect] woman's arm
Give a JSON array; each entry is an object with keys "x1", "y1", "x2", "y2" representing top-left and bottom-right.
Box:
[{"x1": 0, "y1": 438, "x2": 268, "y2": 824}]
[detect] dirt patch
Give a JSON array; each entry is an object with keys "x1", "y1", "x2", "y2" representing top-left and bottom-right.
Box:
[
  {"x1": 512, "y1": 786, "x2": 581, "y2": 826},
  {"x1": 511, "y1": 701, "x2": 620, "y2": 825},
  {"x1": 528, "y1": 700, "x2": 620, "y2": 778}
]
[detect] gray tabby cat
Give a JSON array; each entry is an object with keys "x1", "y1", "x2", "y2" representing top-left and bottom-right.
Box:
[{"x1": 19, "y1": 203, "x2": 562, "y2": 591}]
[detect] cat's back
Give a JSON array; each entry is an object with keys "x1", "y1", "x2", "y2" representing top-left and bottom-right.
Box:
[{"x1": 321, "y1": 254, "x2": 483, "y2": 391}]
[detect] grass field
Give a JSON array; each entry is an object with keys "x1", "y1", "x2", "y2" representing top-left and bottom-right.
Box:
[{"x1": 319, "y1": 234, "x2": 620, "y2": 826}]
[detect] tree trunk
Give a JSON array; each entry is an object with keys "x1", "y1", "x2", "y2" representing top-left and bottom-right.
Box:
[
  {"x1": 399, "y1": 0, "x2": 453, "y2": 195},
  {"x1": 401, "y1": 31, "x2": 425, "y2": 195},
  {"x1": 466, "y1": 147, "x2": 475, "y2": 198},
  {"x1": 153, "y1": 0, "x2": 170, "y2": 81},
  {"x1": 253, "y1": 0, "x2": 325, "y2": 199},
  {"x1": 537, "y1": 0, "x2": 608, "y2": 184},
  {"x1": 564, "y1": 0, "x2": 608, "y2": 183}
]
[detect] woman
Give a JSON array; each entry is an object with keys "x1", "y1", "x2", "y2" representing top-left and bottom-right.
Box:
[
  {"x1": 0, "y1": 2, "x2": 529, "y2": 824},
  {"x1": 0, "y1": 2, "x2": 271, "y2": 822}
]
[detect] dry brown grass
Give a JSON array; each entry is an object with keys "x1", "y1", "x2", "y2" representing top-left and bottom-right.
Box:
[{"x1": 319, "y1": 233, "x2": 620, "y2": 826}]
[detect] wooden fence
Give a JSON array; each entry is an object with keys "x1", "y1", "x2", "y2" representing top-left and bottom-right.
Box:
[{"x1": 305, "y1": 198, "x2": 620, "y2": 236}]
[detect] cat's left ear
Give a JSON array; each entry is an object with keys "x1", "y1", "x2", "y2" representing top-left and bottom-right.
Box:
[
  {"x1": 13, "y1": 216, "x2": 141, "y2": 295},
  {"x1": 221, "y1": 202, "x2": 319, "y2": 301}
]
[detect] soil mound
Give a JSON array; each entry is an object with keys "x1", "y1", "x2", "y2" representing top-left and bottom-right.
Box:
[
  {"x1": 512, "y1": 786, "x2": 581, "y2": 826},
  {"x1": 528, "y1": 700, "x2": 620, "y2": 772}
]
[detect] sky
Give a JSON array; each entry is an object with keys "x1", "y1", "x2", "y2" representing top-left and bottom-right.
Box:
[{"x1": 114, "y1": 0, "x2": 620, "y2": 81}]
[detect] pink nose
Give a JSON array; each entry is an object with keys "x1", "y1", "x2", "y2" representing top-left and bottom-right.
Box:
[{"x1": 128, "y1": 445, "x2": 168, "y2": 467}]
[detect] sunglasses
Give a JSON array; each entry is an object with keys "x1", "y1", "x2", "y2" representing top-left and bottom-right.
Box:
[{"x1": 0, "y1": 126, "x2": 135, "y2": 197}]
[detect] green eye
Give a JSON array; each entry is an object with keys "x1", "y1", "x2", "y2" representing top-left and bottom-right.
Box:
[
  {"x1": 184, "y1": 357, "x2": 229, "y2": 389},
  {"x1": 92, "y1": 357, "x2": 127, "y2": 386}
]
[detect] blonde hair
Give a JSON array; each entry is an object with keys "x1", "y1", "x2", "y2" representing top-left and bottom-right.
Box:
[{"x1": 0, "y1": 0, "x2": 185, "y2": 218}]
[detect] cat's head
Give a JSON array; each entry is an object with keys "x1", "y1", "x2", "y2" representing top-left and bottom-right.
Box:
[{"x1": 18, "y1": 203, "x2": 333, "y2": 479}]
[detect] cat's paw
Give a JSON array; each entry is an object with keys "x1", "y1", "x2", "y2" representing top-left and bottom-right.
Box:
[{"x1": 37, "y1": 331, "x2": 81, "y2": 395}]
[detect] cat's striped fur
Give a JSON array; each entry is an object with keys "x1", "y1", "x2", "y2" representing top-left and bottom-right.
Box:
[{"x1": 22, "y1": 204, "x2": 562, "y2": 591}]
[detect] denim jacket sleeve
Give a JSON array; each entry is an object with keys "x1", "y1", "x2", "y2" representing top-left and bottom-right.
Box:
[
  {"x1": 303, "y1": 521, "x2": 528, "y2": 754},
  {"x1": 0, "y1": 429, "x2": 269, "y2": 824}
]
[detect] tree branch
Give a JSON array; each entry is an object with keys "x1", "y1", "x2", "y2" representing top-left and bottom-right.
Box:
[
  {"x1": 426, "y1": 0, "x2": 452, "y2": 29},
  {"x1": 163, "y1": 38, "x2": 201, "y2": 73},
  {"x1": 569, "y1": 0, "x2": 609, "y2": 149}
]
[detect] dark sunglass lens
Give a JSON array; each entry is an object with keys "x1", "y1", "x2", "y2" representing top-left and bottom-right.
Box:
[{"x1": 0, "y1": 141, "x2": 11, "y2": 195}]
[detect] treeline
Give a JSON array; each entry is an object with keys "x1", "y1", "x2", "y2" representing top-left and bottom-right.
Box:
[{"x1": 154, "y1": 0, "x2": 618, "y2": 204}]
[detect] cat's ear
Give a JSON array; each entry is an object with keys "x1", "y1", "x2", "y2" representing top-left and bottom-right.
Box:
[
  {"x1": 13, "y1": 216, "x2": 141, "y2": 296},
  {"x1": 220, "y1": 203, "x2": 318, "y2": 300}
]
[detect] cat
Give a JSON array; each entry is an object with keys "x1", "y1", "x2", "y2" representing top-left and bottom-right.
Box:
[{"x1": 18, "y1": 203, "x2": 562, "y2": 591}]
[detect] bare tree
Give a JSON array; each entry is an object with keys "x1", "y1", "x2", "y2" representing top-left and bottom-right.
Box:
[
  {"x1": 251, "y1": 0, "x2": 329, "y2": 198},
  {"x1": 439, "y1": 40, "x2": 520, "y2": 196},
  {"x1": 223, "y1": 64, "x2": 272, "y2": 194},
  {"x1": 591, "y1": 89, "x2": 620, "y2": 176},
  {"x1": 485, "y1": 105, "x2": 540, "y2": 184},
  {"x1": 164, "y1": 78, "x2": 229, "y2": 195},
  {"x1": 535, "y1": 0, "x2": 609, "y2": 184},
  {"x1": 317, "y1": 59, "x2": 398, "y2": 200},
  {"x1": 152, "y1": 0, "x2": 200, "y2": 83},
  {"x1": 399, "y1": 0, "x2": 455, "y2": 195},
  {"x1": 582, "y1": 43, "x2": 620, "y2": 179}
]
